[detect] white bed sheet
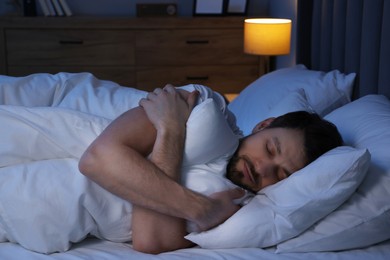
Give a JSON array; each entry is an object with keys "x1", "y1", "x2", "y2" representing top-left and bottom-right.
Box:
[{"x1": 1, "y1": 238, "x2": 390, "y2": 260}]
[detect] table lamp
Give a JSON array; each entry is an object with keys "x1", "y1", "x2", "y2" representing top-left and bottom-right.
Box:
[{"x1": 244, "y1": 18, "x2": 292, "y2": 74}]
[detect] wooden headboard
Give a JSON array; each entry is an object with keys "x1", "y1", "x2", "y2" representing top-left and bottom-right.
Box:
[{"x1": 296, "y1": 0, "x2": 390, "y2": 99}]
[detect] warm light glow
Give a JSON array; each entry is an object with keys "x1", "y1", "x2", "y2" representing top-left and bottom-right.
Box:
[{"x1": 244, "y1": 18, "x2": 292, "y2": 55}]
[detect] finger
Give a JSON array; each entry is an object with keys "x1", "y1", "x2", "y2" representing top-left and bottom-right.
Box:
[
  {"x1": 153, "y1": 88, "x2": 163, "y2": 94},
  {"x1": 146, "y1": 92, "x2": 156, "y2": 100},
  {"x1": 163, "y1": 84, "x2": 176, "y2": 93},
  {"x1": 227, "y1": 188, "x2": 246, "y2": 200},
  {"x1": 187, "y1": 90, "x2": 200, "y2": 110},
  {"x1": 138, "y1": 97, "x2": 148, "y2": 107},
  {"x1": 209, "y1": 188, "x2": 245, "y2": 200}
]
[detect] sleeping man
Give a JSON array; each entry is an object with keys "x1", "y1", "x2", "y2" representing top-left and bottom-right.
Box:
[
  {"x1": 0, "y1": 82, "x2": 342, "y2": 254},
  {"x1": 79, "y1": 84, "x2": 343, "y2": 254}
]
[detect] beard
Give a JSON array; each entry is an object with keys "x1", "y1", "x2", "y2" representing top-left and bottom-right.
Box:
[{"x1": 226, "y1": 153, "x2": 257, "y2": 193}]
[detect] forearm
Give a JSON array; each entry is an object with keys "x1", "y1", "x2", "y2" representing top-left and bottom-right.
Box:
[
  {"x1": 132, "y1": 123, "x2": 192, "y2": 253},
  {"x1": 149, "y1": 126, "x2": 185, "y2": 181}
]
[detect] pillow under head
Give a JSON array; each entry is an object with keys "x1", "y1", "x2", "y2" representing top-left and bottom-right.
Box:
[
  {"x1": 186, "y1": 146, "x2": 370, "y2": 249},
  {"x1": 276, "y1": 94, "x2": 390, "y2": 252}
]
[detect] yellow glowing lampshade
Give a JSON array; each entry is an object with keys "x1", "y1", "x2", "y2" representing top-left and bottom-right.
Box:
[{"x1": 244, "y1": 18, "x2": 292, "y2": 55}]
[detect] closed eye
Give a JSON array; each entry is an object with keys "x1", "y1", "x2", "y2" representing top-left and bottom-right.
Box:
[
  {"x1": 266, "y1": 138, "x2": 280, "y2": 157},
  {"x1": 273, "y1": 137, "x2": 281, "y2": 155},
  {"x1": 266, "y1": 141, "x2": 274, "y2": 156}
]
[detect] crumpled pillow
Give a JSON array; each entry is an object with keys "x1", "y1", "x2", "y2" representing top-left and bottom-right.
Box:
[{"x1": 185, "y1": 146, "x2": 370, "y2": 249}]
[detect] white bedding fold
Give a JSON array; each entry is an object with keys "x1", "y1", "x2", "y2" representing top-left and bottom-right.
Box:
[
  {"x1": 0, "y1": 106, "x2": 133, "y2": 253},
  {"x1": 0, "y1": 105, "x2": 110, "y2": 167},
  {"x1": 0, "y1": 158, "x2": 133, "y2": 253}
]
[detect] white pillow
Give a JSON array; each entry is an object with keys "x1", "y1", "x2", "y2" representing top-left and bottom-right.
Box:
[
  {"x1": 186, "y1": 146, "x2": 370, "y2": 249},
  {"x1": 183, "y1": 98, "x2": 239, "y2": 167},
  {"x1": 228, "y1": 64, "x2": 355, "y2": 135},
  {"x1": 277, "y1": 94, "x2": 390, "y2": 252},
  {"x1": 266, "y1": 88, "x2": 314, "y2": 119},
  {"x1": 182, "y1": 98, "x2": 241, "y2": 232}
]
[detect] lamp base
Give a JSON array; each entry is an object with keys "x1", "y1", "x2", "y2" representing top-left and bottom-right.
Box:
[{"x1": 258, "y1": 55, "x2": 276, "y2": 76}]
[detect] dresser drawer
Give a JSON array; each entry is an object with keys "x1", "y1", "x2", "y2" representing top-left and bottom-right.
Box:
[
  {"x1": 136, "y1": 29, "x2": 258, "y2": 66},
  {"x1": 6, "y1": 29, "x2": 135, "y2": 66},
  {"x1": 136, "y1": 65, "x2": 259, "y2": 93}
]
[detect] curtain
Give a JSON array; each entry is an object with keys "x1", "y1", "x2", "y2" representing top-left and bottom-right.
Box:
[{"x1": 297, "y1": 0, "x2": 390, "y2": 98}]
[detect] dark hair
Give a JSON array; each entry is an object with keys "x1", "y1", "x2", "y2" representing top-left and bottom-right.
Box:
[{"x1": 267, "y1": 111, "x2": 343, "y2": 164}]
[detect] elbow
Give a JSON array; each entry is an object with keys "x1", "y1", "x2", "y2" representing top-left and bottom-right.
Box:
[
  {"x1": 78, "y1": 142, "x2": 104, "y2": 179},
  {"x1": 132, "y1": 240, "x2": 163, "y2": 255},
  {"x1": 132, "y1": 236, "x2": 192, "y2": 255},
  {"x1": 132, "y1": 240, "x2": 177, "y2": 255}
]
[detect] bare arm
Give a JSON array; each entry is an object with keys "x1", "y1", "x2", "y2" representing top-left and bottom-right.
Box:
[
  {"x1": 78, "y1": 86, "x2": 244, "y2": 251},
  {"x1": 131, "y1": 86, "x2": 196, "y2": 253},
  {"x1": 79, "y1": 94, "x2": 207, "y2": 222}
]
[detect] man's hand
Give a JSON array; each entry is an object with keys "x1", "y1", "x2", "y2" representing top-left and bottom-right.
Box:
[
  {"x1": 195, "y1": 188, "x2": 246, "y2": 232},
  {"x1": 139, "y1": 84, "x2": 199, "y2": 132}
]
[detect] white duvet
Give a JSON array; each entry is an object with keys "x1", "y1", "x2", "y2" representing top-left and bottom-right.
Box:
[
  {"x1": 0, "y1": 73, "x2": 241, "y2": 254},
  {"x1": 0, "y1": 106, "x2": 133, "y2": 253}
]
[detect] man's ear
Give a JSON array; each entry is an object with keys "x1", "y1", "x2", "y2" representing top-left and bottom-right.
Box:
[{"x1": 252, "y1": 117, "x2": 275, "y2": 133}]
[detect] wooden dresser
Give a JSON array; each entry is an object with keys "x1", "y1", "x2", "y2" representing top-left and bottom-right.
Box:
[{"x1": 0, "y1": 16, "x2": 262, "y2": 95}]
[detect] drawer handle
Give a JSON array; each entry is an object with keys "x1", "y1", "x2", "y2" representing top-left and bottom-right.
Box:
[
  {"x1": 186, "y1": 76, "x2": 209, "y2": 81},
  {"x1": 186, "y1": 40, "x2": 209, "y2": 44},
  {"x1": 59, "y1": 40, "x2": 84, "y2": 45}
]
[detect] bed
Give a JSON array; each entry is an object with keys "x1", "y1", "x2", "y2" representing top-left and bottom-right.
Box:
[{"x1": 0, "y1": 0, "x2": 390, "y2": 258}]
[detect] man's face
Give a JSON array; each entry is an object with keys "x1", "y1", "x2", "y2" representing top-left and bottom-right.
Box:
[{"x1": 226, "y1": 127, "x2": 307, "y2": 193}]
